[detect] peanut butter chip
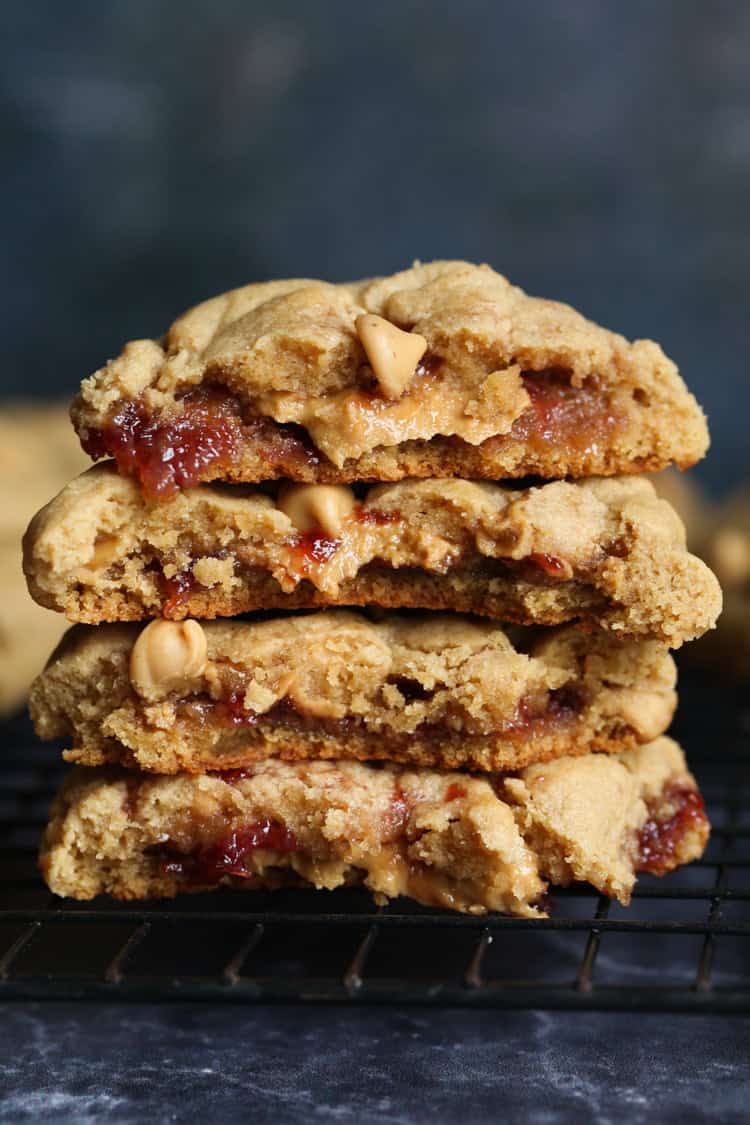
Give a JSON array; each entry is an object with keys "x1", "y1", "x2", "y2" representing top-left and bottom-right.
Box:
[
  {"x1": 129, "y1": 619, "x2": 208, "y2": 702},
  {"x1": 278, "y1": 483, "x2": 356, "y2": 536},
  {"x1": 355, "y1": 314, "x2": 427, "y2": 400},
  {"x1": 88, "y1": 534, "x2": 121, "y2": 569}
]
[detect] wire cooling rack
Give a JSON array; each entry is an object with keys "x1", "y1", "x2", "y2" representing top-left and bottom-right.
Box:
[{"x1": 1, "y1": 668, "x2": 749, "y2": 1010}]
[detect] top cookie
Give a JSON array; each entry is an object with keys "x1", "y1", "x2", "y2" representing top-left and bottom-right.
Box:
[{"x1": 71, "y1": 261, "x2": 708, "y2": 496}]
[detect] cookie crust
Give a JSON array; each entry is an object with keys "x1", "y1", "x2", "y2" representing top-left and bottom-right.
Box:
[{"x1": 39, "y1": 739, "x2": 709, "y2": 913}]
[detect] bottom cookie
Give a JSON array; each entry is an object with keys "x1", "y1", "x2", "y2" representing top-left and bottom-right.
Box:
[{"x1": 40, "y1": 737, "x2": 709, "y2": 917}]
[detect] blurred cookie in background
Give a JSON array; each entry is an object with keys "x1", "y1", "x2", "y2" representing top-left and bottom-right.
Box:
[
  {"x1": 0, "y1": 542, "x2": 81, "y2": 716},
  {"x1": 0, "y1": 403, "x2": 88, "y2": 538},
  {"x1": 700, "y1": 487, "x2": 750, "y2": 679},
  {"x1": 650, "y1": 469, "x2": 750, "y2": 678},
  {"x1": 706, "y1": 488, "x2": 750, "y2": 589},
  {"x1": 0, "y1": 403, "x2": 88, "y2": 716},
  {"x1": 649, "y1": 468, "x2": 711, "y2": 554}
]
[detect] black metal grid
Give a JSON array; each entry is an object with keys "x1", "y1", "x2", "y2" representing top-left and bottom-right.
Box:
[{"x1": 2, "y1": 670, "x2": 749, "y2": 1010}]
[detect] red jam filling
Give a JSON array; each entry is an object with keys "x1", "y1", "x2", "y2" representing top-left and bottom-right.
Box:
[
  {"x1": 161, "y1": 569, "x2": 200, "y2": 618},
  {"x1": 150, "y1": 819, "x2": 298, "y2": 884},
  {"x1": 445, "y1": 782, "x2": 467, "y2": 802},
  {"x1": 158, "y1": 538, "x2": 568, "y2": 617},
  {"x1": 79, "y1": 359, "x2": 447, "y2": 497},
  {"x1": 80, "y1": 386, "x2": 320, "y2": 498},
  {"x1": 382, "y1": 785, "x2": 410, "y2": 842},
  {"x1": 508, "y1": 684, "x2": 585, "y2": 734},
  {"x1": 214, "y1": 689, "x2": 261, "y2": 728},
  {"x1": 249, "y1": 418, "x2": 322, "y2": 473},
  {"x1": 496, "y1": 371, "x2": 624, "y2": 456},
  {"x1": 527, "y1": 552, "x2": 568, "y2": 579},
  {"x1": 177, "y1": 680, "x2": 584, "y2": 746},
  {"x1": 157, "y1": 507, "x2": 402, "y2": 601},
  {"x1": 636, "y1": 785, "x2": 708, "y2": 875},
  {"x1": 80, "y1": 387, "x2": 244, "y2": 499},
  {"x1": 355, "y1": 507, "x2": 402, "y2": 528},
  {"x1": 287, "y1": 530, "x2": 342, "y2": 574},
  {"x1": 213, "y1": 768, "x2": 253, "y2": 785},
  {"x1": 543, "y1": 684, "x2": 585, "y2": 721},
  {"x1": 277, "y1": 504, "x2": 399, "y2": 566}
]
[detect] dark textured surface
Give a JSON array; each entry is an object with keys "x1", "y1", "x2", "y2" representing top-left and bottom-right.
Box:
[
  {"x1": 3, "y1": 1, "x2": 750, "y2": 489},
  {"x1": 1, "y1": 1005, "x2": 749, "y2": 1124}
]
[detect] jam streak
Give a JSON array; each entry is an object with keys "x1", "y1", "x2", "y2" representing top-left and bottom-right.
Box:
[
  {"x1": 215, "y1": 690, "x2": 261, "y2": 727},
  {"x1": 161, "y1": 569, "x2": 199, "y2": 618},
  {"x1": 150, "y1": 820, "x2": 298, "y2": 884},
  {"x1": 355, "y1": 507, "x2": 402, "y2": 528},
  {"x1": 382, "y1": 784, "x2": 411, "y2": 842},
  {"x1": 178, "y1": 681, "x2": 585, "y2": 744},
  {"x1": 498, "y1": 371, "x2": 624, "y2": 456},
  {"x1": 636, "y1": 784, "x2": 708, "y2": 875},
  {"x1": 213, "y1": 768, "x2": 253, "y2": 785},
  {"x1": 287, "y1": 530, "x2": 341, "y2": 574},
  {"x1": 528, "y1": 553, "x2": 568, "y2": 579},
  {"x1": 507, "y1": 684, "x2": 585, "y2": 733},
  {"x1": 80, "y1": 388, "x2": 243, "y2": 499}
]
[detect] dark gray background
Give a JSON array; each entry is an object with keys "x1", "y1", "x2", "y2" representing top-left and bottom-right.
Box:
[{"x1": 3, "y1": 1, "x2": 749, "y2": 491}]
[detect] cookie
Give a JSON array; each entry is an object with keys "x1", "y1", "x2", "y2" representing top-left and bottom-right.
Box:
[
  {"x1": 649, "y1": 467, "x2": 710, "y2": 554},
  {"x1": 70, "y1": 261, "x2": 708, "y2": 495},
  {"x1": 25, "y1": 464, "x2": 720, "y2": 645},
  {"x1": 704, "y1": 487, "x2": 750, "y2": 590},
  {"x1": 693, "y1": 486, "x2": 750, "y2": 677},
  {"x1": 0, "y1": 402, "x2": 89, "y2": 539},
  {"x1": 0, "y1": 542, "x2": 76, "y2": 716},
  {"x1": 39, "y1": 738, "x2": 709, "y2": 913},
  {"x1": 30, "y1": 611, "x2": 677, "y2": 775},
  {"x1": 0, "y1": 402, "x2": 89, "y2": 715}
]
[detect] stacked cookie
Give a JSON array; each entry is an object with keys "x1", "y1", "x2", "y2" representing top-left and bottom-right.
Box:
[{"x1": 24, "y1": 261, "x2": 721, "y2": 916}]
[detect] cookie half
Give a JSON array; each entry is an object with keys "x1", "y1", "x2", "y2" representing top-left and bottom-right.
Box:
[
  {"x1": 24, "y1": 464, "x2": 721, "y2": 645},
  {"x1": 30, "y1": 611, "x2": 677, "y2": 775},
  {"x1": 39, "y1": 738, "x2": 709, "y2": 914},
  {"x1": 70, "y1": 261, "x2": 708, "y2": 495}
]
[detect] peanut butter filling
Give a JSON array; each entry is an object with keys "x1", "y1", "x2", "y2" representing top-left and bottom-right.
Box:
[{"x1": 255, "y1": 362, "x2": 530, "y2": 466}]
